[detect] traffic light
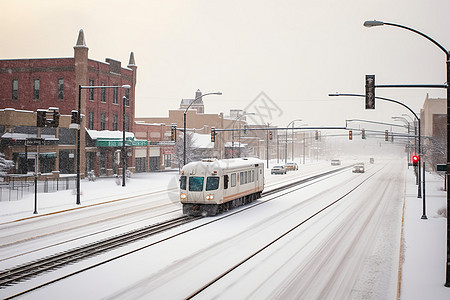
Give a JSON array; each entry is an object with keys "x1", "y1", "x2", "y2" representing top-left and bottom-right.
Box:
[
  {"x1": 385, "y1": 130, "x2": 389, "y2": 141},
  {"x1": 315, "y1": 130, "x2": 319, "y2": 140},
  {"x1": 171, "y1": 124, "x2": 176, "y2": 142},
  {"x1": 365, "y1": 74, "x2": 375, "y2": 109},
  {"x1": 362, "y1": 129, "x2": 366, "y2": 139},
  {"x1": 243, "y1": 125, "x2": 248, "y2": 135},
  {"x1": 36, "y1": 110, "x2": 46, "y2": 127},
  {"x1": 269, "y1": 131, "x2": 273, "y2": 140},
  {"x1": 349, "y1": 130, "x2": 352, "y2": 140},
  {"x1": 211, "y1": 127, "x2": 215, "y2": 142},
  {"x1": 71, "y1": 110, "x2": 79, "y2": 124},
  {"x1": 52, "y1": 111, "x2": 60, "y2": 127},
  {"x1": 412, "y1": 155, "x2": 419, "y2": 166}
]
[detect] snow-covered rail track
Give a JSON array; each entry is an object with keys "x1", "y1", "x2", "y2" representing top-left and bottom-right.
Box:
[{"x1": 0, "y1": 215, "x2": 200, "y2": 291}]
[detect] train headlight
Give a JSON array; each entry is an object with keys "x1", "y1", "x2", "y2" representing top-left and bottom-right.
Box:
[
  {"x1": 206, "y1": 194, "x2": 214, "y2": 200},
  {"x1": 180, "y1": 193, "x2": 187, "y2": 200}
]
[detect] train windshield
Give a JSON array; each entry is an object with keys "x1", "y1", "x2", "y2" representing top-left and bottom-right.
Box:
[
  {"x1": 180, "y1": 176, "x2": 186, "y2": 190},
  {"x1": 189, "y1": 176, "x2": 204, "y2": 191},
  {"x1": 206, "y1": 177, "x2": 220, "y2": 191}
]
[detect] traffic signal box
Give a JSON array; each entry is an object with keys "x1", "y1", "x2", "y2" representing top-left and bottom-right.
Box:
[
  {"x1": 365, "y1": 74, "x2": 375, "y2": 109},
  {"x1": 412, "y1": 155, "x2": 419, "y2": 166},
  {"x1": 37, "y1": 109, "x2": 60, "y2": 128},
  {"x1": 348, "y1": 130, "x2": 352, "y2": 140},
  {"x1": 171, "y1": 125, "x2": 177, "y2": 142},
  {"x1": 211, "y1": 127, "x2": 215, "y2": 142}
]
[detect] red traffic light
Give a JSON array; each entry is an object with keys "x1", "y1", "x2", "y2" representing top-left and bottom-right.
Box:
[{"x1": 412, "y1": 155, "x2": 419, "y2": 166}]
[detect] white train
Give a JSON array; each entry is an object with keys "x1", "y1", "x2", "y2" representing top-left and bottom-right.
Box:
[{"x1": 180, "y1": 158, "x2": 265, "y2": 216}]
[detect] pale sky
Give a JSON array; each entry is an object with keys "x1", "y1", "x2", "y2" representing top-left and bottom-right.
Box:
[{"x1": 2, "y1": 0, "x2": 449, "y2": 130}]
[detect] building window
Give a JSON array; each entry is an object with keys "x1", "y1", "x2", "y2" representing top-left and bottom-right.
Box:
[
  {"x1": 12, "y1": 79, "x2": 18, "y2": 100},
  {"x1": 113, "y1": 84, "x2": 118, "y2": 104},
  {"x1": 58, "y1": 78, "x2": 64, "y2": 100},
  {"x1": 33, "y1": 79, "x2": 40, "y2": 100},
  {"x1": 88, "y1": 111, "x2": 94, "y2": 130},
  {"x1": 89, "y1": 79, "x2": 94, "y2": 101},
  {"x1": 100, "y1": 112, "x2": 106, "y2": 130},
  {"x1": 113, "y1": 114, "x2": 118, "y2": 131},
  {"x1": 101, "y1": 82, "x2": 106, "y2": 102}
]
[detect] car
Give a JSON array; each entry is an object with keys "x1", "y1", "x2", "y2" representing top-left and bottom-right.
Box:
[
  {"x1": 284, "y1": 162, "x2": 298, "y2": 171},
  {"x1": 370, "y1": 157, "x2": 375, "y2": 164},
  {"x1": 352, "y1": 163, "x2": 365, "y2": 173},
  {"x1": 331, "y1": 159, "x2": 341, "y2": 166},
  {"x1": 271, "y1": 165, "x2": 287, "y2": 174}
]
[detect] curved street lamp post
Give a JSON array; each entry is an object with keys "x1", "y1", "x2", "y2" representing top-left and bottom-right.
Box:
[{"x1": 183, "y1": 92, "x2": 222, "y2": 166}]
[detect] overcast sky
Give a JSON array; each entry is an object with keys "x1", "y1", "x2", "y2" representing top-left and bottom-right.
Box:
[{"x1": 2, "y1": 0, "x2": 449, "y2": 130}]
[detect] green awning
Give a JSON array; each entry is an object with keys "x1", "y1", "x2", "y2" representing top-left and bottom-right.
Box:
[{"x1": 96, "y1": 137, "x2": 148, "y2": 147}]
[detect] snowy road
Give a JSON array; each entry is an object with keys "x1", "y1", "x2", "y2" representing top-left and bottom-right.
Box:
[{"x1": 8, "y1": 158, "x2": 406, "y2": 299}]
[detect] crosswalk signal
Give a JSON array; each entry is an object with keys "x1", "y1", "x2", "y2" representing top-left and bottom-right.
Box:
[
  {"x1": 36, "y1": 110, "x2": 46, "y2": 127},
  {"x1": 171, "y1": 124, "x2": 177, "y2": 142},
  {"x1": 349, "y1": 130, "x2": 352, "y2": 140},
  {"x1": 412, "y1": 155, "x2": 419, "y2": 166},
  {"x1": 365, "y1": 74, "x2": 375, "y2": 109},
  {"x1": 211, "y1": 127, "x2": 215, "y2": 142},
  {"x1": 269, "y1": 130, "x2": 273, "y2": 140},
  {"x1": 385, "y1": 130, "x2": 389, "y2": 141}
]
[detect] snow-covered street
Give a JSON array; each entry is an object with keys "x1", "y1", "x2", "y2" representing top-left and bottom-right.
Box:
[{"x1": 0, "y1": 158, "x2": 449, "y2": 299}]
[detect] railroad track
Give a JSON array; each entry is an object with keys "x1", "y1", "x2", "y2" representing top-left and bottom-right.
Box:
[
  {"x1": 0, "y1": 165, "x2": 355, "y2": 297},
  {"x1": 0, "y1": 215, "x2": 200, "y2": 290}
]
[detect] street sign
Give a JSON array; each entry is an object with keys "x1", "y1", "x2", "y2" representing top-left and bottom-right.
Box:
[
  {"x1": 437, "y1": 164, "x2": 447, "y2": 171},
  {"x1": 25, "y1": 138, "x2": 44, "y2": 146}
]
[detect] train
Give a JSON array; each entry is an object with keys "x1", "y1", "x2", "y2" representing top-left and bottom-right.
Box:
[{"x1": 180, "y1": 157, "x2": 265, "y2": 216}]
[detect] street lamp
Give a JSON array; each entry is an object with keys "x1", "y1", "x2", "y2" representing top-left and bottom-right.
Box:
[
  {"x1": 76, "y1": 84, "x2": 130, "y2": 205},
  {"x1": 364, "y1": 20, "x2": 450, "y2": 286},
  {"x1": 183, "y1": 91, "x2": 222, "y2": 166},
  {"x1": 285, "y1": 119, "x2": 302, "y2": 163}
]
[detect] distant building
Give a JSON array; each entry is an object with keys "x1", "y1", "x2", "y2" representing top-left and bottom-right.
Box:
[
  {"x1": 420, "y1": 94, "x2": 446, "y2": 168},
  {"x1": 179, "y1": 89, "x2": 204, "y2": 113}
]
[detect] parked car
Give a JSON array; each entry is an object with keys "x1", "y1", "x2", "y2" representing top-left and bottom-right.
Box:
[
  {"x1": 331, "y1": 159, "x2": 341, "y2": 166},
  {"x1": 284, "y1": 162, "x2": 298, "y2": 171},
  {"x1": 352, "y1": 163, "x2": 365, "y2": 173},
  {"x1": 271, "y1": 165, "x2": 287, "y2": 174}
]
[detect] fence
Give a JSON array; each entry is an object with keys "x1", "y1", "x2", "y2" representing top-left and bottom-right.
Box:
[{"x1": 0, "y1": 175, "x2": 77, "y2": 202}]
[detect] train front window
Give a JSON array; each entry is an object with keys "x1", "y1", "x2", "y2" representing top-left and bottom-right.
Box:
[
  {"x1": 189, "y1": 177, "x2": 204, "y2": 191},
  {"x1": 206, "y1": 177, "x2": 220, "y2": 191},
  {"x1": 180, "y1": 176, "x2": 186, "y2": 190}
]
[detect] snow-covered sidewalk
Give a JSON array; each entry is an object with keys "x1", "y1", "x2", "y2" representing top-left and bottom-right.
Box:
[{"x1": 400, "y1": 168, "x2": 450, "y2": 299}]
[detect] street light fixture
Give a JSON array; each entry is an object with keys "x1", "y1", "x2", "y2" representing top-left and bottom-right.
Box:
[
  {"x1": 285, "y1": 119, "x2": 302, "y2": 164},
  {"x1": 363, "y1": 20, "x2": 450, "y2": 286},
  {"x1": 183, "y1": 91, "x2": 222, "y2": 166},
  {"x1": 76, "y1": 84, "x2": 130, "y2": 205}
]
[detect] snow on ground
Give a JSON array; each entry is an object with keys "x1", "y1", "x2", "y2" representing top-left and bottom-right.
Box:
[{"x1": 0, "y1": 158, "x2": 449, "y2": 299}]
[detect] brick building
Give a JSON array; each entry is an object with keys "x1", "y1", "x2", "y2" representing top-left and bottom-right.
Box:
[{"x1": 0, "y1": 29, "x2": 140, "y2": 177}]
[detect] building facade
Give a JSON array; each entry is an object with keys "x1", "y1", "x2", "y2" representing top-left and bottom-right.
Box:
[{"x1": 0, "y1": 30, "x2": 139, "y2": 177}]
